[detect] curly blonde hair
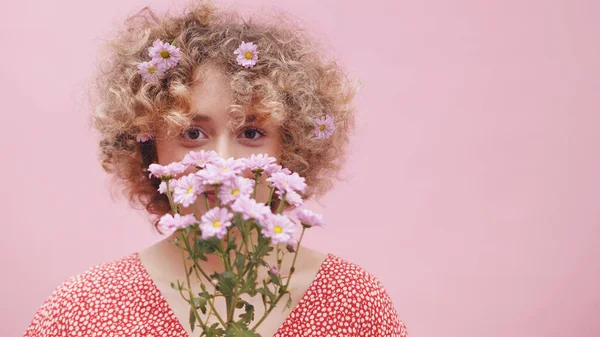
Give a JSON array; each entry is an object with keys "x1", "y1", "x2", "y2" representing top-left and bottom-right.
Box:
[{"x1": 90, "y1": 0, "x2": 359, "y2": 222}]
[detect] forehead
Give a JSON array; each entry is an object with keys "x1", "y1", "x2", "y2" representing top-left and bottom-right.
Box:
[{"x1": 189, "y1": 63, "x2": 234, "y2": 119}]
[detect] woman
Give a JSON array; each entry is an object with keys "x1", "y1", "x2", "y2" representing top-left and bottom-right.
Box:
[{"x1": 24, "y1": 1, "x2": 407, "y2": 336}]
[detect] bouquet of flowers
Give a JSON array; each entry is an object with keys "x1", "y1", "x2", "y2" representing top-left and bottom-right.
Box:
[{"x1": 148, "y1": 151, "x2": 325, "y2": 337}]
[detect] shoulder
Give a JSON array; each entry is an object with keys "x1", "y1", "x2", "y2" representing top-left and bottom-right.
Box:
[
  {"x1": 23, "y1": 253, "x2": 148, "y2": 336},
  {"x1": 320, "y1": 254, "x2": 409, "y2": 337}
]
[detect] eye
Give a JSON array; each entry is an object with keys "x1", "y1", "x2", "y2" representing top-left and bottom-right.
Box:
[
  {"x1": 181, "y1": 127, "x2": 207, "y2": 141},
  {"x1": 239, "y1": 127, "x2": 266, "y2": 140}
]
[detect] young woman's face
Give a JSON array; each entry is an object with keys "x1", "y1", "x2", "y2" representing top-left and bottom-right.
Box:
[{"x1": 155, "y1": 63, "x2": 282, "y2": 215}]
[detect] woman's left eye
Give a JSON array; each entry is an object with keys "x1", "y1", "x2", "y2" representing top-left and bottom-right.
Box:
[{"x1": 239, "y1": 127, "x2": 266, "y2": 140}]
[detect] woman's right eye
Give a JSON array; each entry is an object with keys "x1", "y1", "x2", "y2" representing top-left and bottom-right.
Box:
[{"x1": 181, "y1": 127, "x2": 207, "y2": 141}]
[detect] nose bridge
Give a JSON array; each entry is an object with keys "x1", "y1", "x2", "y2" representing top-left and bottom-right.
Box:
[{"x1": 214, "y1": 132, "x2": 233, "y2": 159}]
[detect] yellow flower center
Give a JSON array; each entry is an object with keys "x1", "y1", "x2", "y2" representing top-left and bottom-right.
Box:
[
  {"x1": 320, "y1": 124, "x2": 326, "y2": 131},
  {"x1": 274, "y1": 225, "x2": 283, "y2": 234},
  {"x1": 245, "y1": 51, "x2": 253, "y2": 60},
  {"x1": 231, "y1": 189, "x2": 240, "y2": 196},
  {"x1": 148, "y1": 65, "x2": 157, "y2": 74},
  {"x1": 160, "y1": 50, "x2": 170, "y2": 59},
  {"x1": 213, "y1": 220, "x2": 221, "y2": 228},
  {"x1": 187, "y1": 186, "x2": 194, "y2": 194}
]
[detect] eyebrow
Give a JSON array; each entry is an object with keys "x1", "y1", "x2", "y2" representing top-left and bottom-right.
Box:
[
  {"x1": 191, "y1": 113, "x2": 258, "y2": 123},
  {"x1": 191, "y1": 114, "x2": 212, "y2": 122}
]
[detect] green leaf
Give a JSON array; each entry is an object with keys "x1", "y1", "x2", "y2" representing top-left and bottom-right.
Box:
[
  {"x1": 225, "y1": 322, "x2": 261, "y2": 337},
  {"x1": 234, "y1": 251, "x2": 246, "y2": 274},
  {"x1": 238, "y1": 303, "x2": 255, "y2": 324},
  {"x1": 258, "y1": 279, "x2": 276, "y2": 304},
  {"x1": 269, "y1": 272, "x2": 281, "y2": 286},
  {"x1": 192, "y1": 296, "x2": 208, "y2": 314},
  {"x1": 239, "y1": 269, "x2": 258, "y2": 296},
  {"x1": 285, "y1": 296, "x2": 293, "y2": 309},
  {"x1": 227, "y1": 233, "x2": 237, "y2": 252},
  {"x1": 193, "y1": 238, "x2": 211, "y2": 261},
  {"x1": 189, "y1": 308, "x2": 197, "y2": 332},
  {"x1": 170, "y1": 281, "x2": 183, "y2": 291},
  {"x1": 218, "y1": 271, "x2": 237, "y2": 297},
  {"x1": 202, "y1": 236, "x2": 223, "y2": 254},
  {"x1": 205, "y1": 323, "x2": 226, "y2": 337}
]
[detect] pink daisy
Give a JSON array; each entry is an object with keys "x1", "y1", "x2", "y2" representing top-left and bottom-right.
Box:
[
  {"x1": 261, "y1": 214, "x2": 296, "y2": 245},
  {"x1": 148, "y1": 39, "x2": 182, "y2": 70},
  {"x1": 199, "y1": 207, "x2": 234, "y2": 239},
  {"x1": 158, "y1": 181, "x2": 175, "y2": 195},
  {"x1": 218, "y1": 176, "x2": 254, "y2": 205},
  {"x1": 295, "y1": 209, "x2": 325, "y2": 228},
  {"x1": 182, "y1": 150, "x2": 220, "y2": 169},
  {"x1": 231, "y1": 196, "x2": 272, "y2": 222},
  {"x1": 269, "y1": 265, "x2": 281, "y2": 275},
  {"x1": 267, "y1": 172, "x2": 307, "y2": 194},
  {"x1": 234, "y1": 41, "x2": 259, "y2": 68},
  {"x1": 136, "y1": 133, "x2": 153, "y2": 142},
  {"x1": 196, "y1": 164, "x2": 234, "y2": 186},
  {"x1": 158, "y1": 213, "x2": 197, "y2": 233},
  {"x1": 148, "y1": 162, "x2": 186, "y2": 179},
  {"x1": 213, "y1": 157, "x2": 246, "y2": 175},
  {"x1": 137, "y1": 61, "x2": 165, "y2": 83},
  {"x1": 242, "y1": 153, "x2": 277, "y2": 173},
  {"x1": 314, "y1": 115, "x2": 335, "y2": 139},
  {"x1": 286, "y1": 242, "x2": 297, "y2": 253},
  {"x1": 264, "y1": 163, "x2": 292, "y2": 176},
  {"x1": 278, "y1": 189, "x2": 303, "y2": 207},
  {"x1": 173, "y1": 173, "x2": 204, "y2": 207}
]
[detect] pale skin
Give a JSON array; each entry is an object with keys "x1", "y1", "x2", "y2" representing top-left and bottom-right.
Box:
[{"x1": 138, "y1": 62, "x2": 328, "y2": 337}]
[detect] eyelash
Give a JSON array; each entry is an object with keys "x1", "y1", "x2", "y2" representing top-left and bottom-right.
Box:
[
  {"x1": 180, "y1": 126, "x2": 267, "y2": 141},
  {"x1": 240, "y1": 126, "x2": 267, "y2": 140}
]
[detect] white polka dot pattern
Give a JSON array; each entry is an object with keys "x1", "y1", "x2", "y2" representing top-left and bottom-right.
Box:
[
  {"x1": 273, "y1": 254, "x2": 408, "y2": 337},
  {"x1": 23, "y1": 253, "x2": 407, "y2": 337}
]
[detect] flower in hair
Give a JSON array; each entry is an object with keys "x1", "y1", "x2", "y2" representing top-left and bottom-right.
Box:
[
  {"x1": 148, "y1": 39, "x2": 182, "y2": 70},
  {"x1": 314, "y1": 115, "x2": 335, "y2": 139},
  {"x1": 136, "y1": 133, "x2": 154, "y2": 142},
  {"x1": 137, "y1": 61, "x2": 165, "y2": 83},
  {"x1": 234, "y1": 41, "x2": 258, "y2": 68}
]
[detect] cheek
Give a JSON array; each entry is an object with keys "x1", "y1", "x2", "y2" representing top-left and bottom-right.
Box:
[{"x1": 155, "y1": 140, "x2": 187, "y2": 165}]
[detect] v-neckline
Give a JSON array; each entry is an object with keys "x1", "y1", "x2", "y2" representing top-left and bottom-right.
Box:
[{"x1": 134, "y1": 251, "x2": 333, "y2": 337}]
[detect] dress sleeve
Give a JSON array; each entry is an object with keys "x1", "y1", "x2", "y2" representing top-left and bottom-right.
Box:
[
  {"x1": 22, "y1": 280, "x2": 76, "y2": 337},
  {"x1": 362, "y1": 286, "x2": 408, "y2": 337},
  {"x1": 355, "y1": 270, "x2": 408, "y2": 337}
]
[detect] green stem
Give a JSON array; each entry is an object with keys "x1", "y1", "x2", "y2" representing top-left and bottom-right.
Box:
[
  {"x1": 251, "y1": 227, "x2": 307, "y2": 332},
  {"x1": 215, "y1": 185, "x2": 221, "y2": 208},
  {"x1": 276, "y1": 193, "x2": 286, "y2": 214},
  {"x1": 266, "y1": 185, "x2": 274, "y2": 206},
  {"x1": 181, "y1": 232, "x2": 212, "y2": 283},
  {"x1": 180, "y1": 245, "x2": 207, "y2": 332},
  {"x1": 165, "y1": 179, "x2": 178, "y2": 214},
  {"x1": 202, "y1": 283, "x2": 227, "y2": 328},
  {"x1": 252, "y1": 171, "x2": 261, "y2": 199},
  {"x1": 178, "y1": 232, "x2": 228, "y2": 328},
  {"x1": 203, "y1": 287, "x2": 217, "y2": 327},
  {"x1": 204, "y1": 191, "x2": 210, "y2": 210}
]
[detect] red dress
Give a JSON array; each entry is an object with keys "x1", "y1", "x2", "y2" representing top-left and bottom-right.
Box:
[{"x1": 24, "y1": 253, "x2": 408, "y2": 337}]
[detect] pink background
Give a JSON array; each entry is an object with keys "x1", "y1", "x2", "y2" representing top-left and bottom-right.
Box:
[{"x1": 1, "y1": 0, "x2": 599, "y2": 336}]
